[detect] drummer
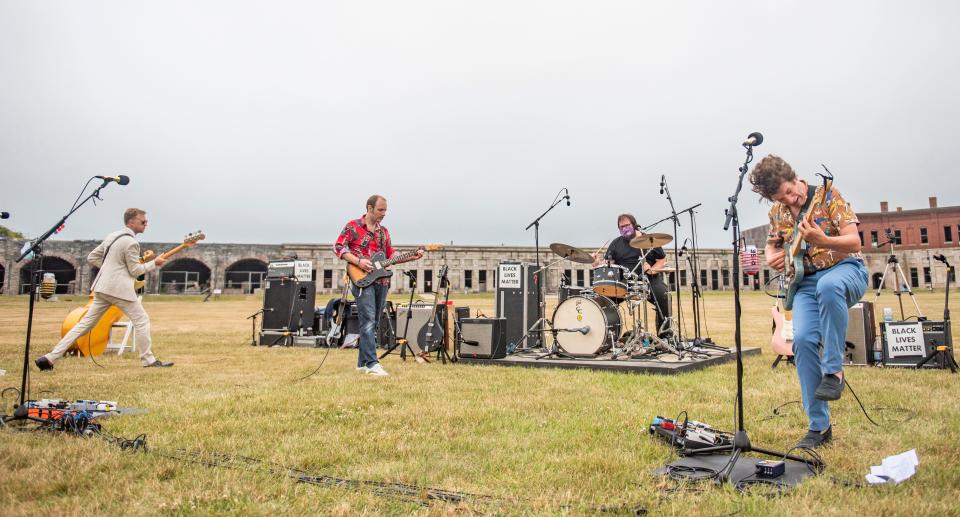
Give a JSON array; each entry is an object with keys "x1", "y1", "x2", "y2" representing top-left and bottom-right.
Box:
[{"x1": 592, "y1": 213, "x2": 672, "y2": 338}]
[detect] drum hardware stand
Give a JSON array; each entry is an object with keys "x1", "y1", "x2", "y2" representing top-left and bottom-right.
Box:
[
  {"x1": 379, "y1": 271, "x2": 423, "y2": 361},
  {"x1": 534, "y1": 327, "x2": 582, "y2": 360},
  {"x1": 520, "y1": 188, "x2": 571, "y2": 353},
  {"x1": 676, "y1": 135, "x2": 822, "y2": 483},
  {"x1": 872, "y1": 230, "x2": 924, "y2": 320},
  {"x1": 4, "y1": 177, "x2": 120, "y2": 425},
  {"x1": 916, "y1": 254, "x2": 957, "y2": 372}
]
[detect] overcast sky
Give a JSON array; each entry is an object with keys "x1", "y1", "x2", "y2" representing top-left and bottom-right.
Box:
[{"x1": 2, "y1": 1, "x2": 958, "y2": 251}]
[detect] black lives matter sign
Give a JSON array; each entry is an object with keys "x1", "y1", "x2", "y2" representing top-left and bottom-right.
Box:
[{"x1": 884, "y1": 322, "x2": 925, "y2": 358}]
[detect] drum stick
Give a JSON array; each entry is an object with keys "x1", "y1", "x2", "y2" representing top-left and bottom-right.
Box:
[{"x1": 594, "y1": 238, "x2": 612, "y2": 256}]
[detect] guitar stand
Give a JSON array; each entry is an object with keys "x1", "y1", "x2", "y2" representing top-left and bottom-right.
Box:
[{"x1": 379, "y1": 276, "x2": 422, "y2": 362}]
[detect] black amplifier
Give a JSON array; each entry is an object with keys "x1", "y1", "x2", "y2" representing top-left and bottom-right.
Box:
[{"x1": 880, "y1": 320, "x2": 950, "y2": 368}]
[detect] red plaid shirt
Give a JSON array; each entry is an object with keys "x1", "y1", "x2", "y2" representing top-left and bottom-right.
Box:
[{"x1": 334, "y1": 216, "x2": 394, "y2": 286}]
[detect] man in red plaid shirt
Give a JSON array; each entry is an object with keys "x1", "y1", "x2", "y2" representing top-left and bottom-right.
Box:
[{"x1": 335, "y1": 194, "x2": 423, "y2": 376}]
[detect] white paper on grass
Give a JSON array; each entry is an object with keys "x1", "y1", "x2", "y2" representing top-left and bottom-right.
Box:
[{"x1": 865, "y1": 449, "x2": 919, "y2": 485}]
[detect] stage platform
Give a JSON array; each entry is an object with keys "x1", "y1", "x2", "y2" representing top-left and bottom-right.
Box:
[{"x1": 458, "y1": 343, "x2": 759, "y2": 375}]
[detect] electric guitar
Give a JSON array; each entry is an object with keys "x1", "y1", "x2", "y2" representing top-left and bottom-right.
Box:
[
  {"x1": 771, "y1": 277, "x2": 794, "y2": 357},
  {"x1": 135, "y1": 231, "x2": 206, "y2": 290},
  {"x1": 781, "y1": 172, "x2": 833, "y2": 310},
  {"x1": 346, "y1": 244, "x2": 442, "y2": 288},
  {"x1": 325, "y1": 272, "x2": 351, "y2": 347},
  {"x1": 423, "y1": 265, "x2": 449, "y2": 352}
]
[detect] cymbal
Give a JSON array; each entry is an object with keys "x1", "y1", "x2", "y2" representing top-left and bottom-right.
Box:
[
  {"x1": 629, "y1": 233, "x2": 673, "y2": 249},
  {"x1": 549, "y1": 242, "x2": 594, "y2": 264}
]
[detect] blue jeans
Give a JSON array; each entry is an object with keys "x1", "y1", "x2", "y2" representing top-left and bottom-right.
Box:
[
  {"x1": 791, "y1": 258, "x2": 868, "y2": 431},
  {"x1": 352, "y1": 283, "x2": 389, "y2": 368}
]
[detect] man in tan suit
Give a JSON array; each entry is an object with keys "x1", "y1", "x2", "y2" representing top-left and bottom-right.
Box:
[{"x1": 35, "y1": 208, "x2": 174, "y2": 370}]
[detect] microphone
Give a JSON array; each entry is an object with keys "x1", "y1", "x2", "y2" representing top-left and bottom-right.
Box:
[
  {"x1": 659, "y1": 175, "x2": 665, "y2": 195},
  {"x1": 462, "y1": 339, "x2": 480, "y2": 346},
  {"x1": 742, "y1": 132, "x2": 763, "y2": 147},
  {"x1": 933, "y1": 254, "x2": 947, "y2": 263},
  {"x1": 578, "y1": 326, "x2": 590, "y2": 335},
  {"x1": 678, "y1": 238, "x2": 690, "y2": 257},
  {"x1": 565, "y1": 188, "x2": 571, "y2": 206},
  {"x1": 95, "y1": 175, "x2": 130, "y2": 185},
  {"x1": 0, "y1": 212, "x2": 8, "y2": 219}
]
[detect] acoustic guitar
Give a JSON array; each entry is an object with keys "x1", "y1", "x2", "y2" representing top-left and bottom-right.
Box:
[
  {"x1": 346, "y1": 244, "x2": 442, "y2": 288},
  {"x1": 61, "y1": 231, "x2": 205, "y2": 356}
]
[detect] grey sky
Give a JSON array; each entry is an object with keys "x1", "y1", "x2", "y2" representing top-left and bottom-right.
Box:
[{"x1": 2, "y1": 1, "x2": 958, "y2": 251}]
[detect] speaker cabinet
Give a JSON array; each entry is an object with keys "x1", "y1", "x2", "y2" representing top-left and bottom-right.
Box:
[
  {"x1": 495, "y1": 261, "x2": 543, "y2": 350},
  {"x1": 262, "y1": 279, "x2": 315, "y2": 331},
  {"x1": 844, "y1": 301, "x2": 876, "y2": 365},
  {"x1": 881, "y1": 320, "x2": 950, "y2": 368},
  {"x1": 395, "y1": 304, "x2": 446, "y2": 352},
  {"x1": 458, "y1": 318, "x2": 507, "y2": 359}
]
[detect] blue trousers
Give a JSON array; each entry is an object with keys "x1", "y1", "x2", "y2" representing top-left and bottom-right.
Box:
[
  {"x1": 791, "y1": 258, "x2": 868, "y2": 431},
  {"x1": 352, "y1": 283, "x2": 389, "y2": 368}
]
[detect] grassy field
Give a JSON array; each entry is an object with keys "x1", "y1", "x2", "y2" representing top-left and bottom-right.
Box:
[{"x1": 1, "y1": 289, "x2": 958, "y2": 515}]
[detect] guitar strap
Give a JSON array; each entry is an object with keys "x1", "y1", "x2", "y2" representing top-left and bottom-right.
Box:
[{"x1": 89, "y1": 233, "x2": 135, "y2": 293}]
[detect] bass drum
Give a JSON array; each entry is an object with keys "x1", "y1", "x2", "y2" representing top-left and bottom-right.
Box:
[{"x1": 551, "y1": 295, "x2": 621, "y2": 356}]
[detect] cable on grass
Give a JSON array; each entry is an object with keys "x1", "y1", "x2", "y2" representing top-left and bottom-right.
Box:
[{"x1": 295, "y1": 345, "x2": 332, "y2": 382}]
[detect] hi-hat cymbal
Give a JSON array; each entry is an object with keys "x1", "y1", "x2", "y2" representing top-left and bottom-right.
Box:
[
  {"x1": 549, "y1": 242, "x2": 594, "y2": 264},
  {"x1": 629, "y1": 233, "x2": 673, "y2": 249}
]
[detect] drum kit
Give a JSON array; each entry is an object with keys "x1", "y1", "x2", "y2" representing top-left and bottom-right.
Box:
[{"x1": 545, "y1": 234, "x2": 685, "y2": 360}]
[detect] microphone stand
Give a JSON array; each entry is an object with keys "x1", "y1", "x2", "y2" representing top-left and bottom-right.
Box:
[
  {"x1": 916, "y1": 256, "x2": 958, "y2": 372},
  {"x1": 521, "y1": 189, "x2": 568, "y2": 351},
  {"x1": 683, "y1": 143, "x2": 820, "y2": 480},
  {"x1": 4, "y1": 178, "x2": 118, "y2": 424},
  {"x1": 659, "y1": 176, "x2": 685, "y2": 346},
  {"x1": 247, "y1": 309, "x2": 267, "y2": 345}
]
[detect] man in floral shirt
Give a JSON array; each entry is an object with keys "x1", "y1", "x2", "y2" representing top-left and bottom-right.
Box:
[
  {"x1": 750, "y1": 155, "x2": 867, "y2": 449},
  {"x1": 334, "y1": 195, "x2": 422, "y2": 376}
]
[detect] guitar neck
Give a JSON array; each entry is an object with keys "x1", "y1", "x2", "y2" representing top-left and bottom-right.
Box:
[
  {"x1": 382, "y1": 249, "x2": 419, "y2": 268},
  {"x1": 159, "y1": 243, "x2": 191, "y2": 260}
]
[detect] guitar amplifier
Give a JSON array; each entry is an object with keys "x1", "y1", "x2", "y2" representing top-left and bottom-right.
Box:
[
  {"x1": 395, "y1": 304, "x2": 447, "y2": 352},
  {"x1": 458, "y1": 318, "x2": 507, "y2": 359},
  {"x1": 880, "y1": 320, "x2": 949, "y2": 368},
  {"x1": 844, "y1": 302, "x2": 876, "y2": 366},
  {"x1": 262, "y1": 279, "x2": 315, "y2": 332}
]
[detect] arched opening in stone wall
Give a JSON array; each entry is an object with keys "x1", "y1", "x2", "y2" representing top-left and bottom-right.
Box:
[
  {"x1": 225, "y1": 259, "x2": 268, "y2": 293},
  {"x1": 0, "y1": 262, "x2": 5, "y2": 292},
  {"x1": 19, "y1": 256, "x2": 76, "y2": 294},
  {"x1": 160, "y1": 258, "x2": 211, "y2": 294}
]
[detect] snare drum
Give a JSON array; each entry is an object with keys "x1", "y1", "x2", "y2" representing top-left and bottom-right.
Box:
[
  {"x1": 591, "y1": 265, "x2": 630, "y2": 298},
  {"x1": 551, "y1": 295, "x2": 622, "y2": 356}
]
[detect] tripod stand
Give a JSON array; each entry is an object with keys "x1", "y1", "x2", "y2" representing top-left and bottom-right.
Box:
[
  {"x1": 872, "y1": 232, "x2": 924, "y2": 320},
  {"x1": 675, "y1": 134, "x2": 821, "y2": 484},
  {"x1": 917, "y1": 254, "x2": 958, "y2": 372}
]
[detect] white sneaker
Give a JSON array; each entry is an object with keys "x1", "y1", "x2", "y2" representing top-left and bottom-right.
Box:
[
  {"x1": 357, "y1": 366, "x2": 369, "y2": 373},
  {"x1": 366, "y1": 363, "x2": 389, "y2": 376}
]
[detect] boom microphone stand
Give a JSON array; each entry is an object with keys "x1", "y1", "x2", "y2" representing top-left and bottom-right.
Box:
[
  {"x1": 520, "y1": 188, "x2": 571, "y2": 351},
  {"x1": 4, "y1": 177, "x2": 124, "y2": 423},
  {"x1": 682, "y1": 133, "x2": 820, "y2": 481}
]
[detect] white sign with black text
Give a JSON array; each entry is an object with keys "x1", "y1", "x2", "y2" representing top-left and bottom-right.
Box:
[
  {"x1": 884, "y1": 322, "x2": 926, "y2": 358},
  {"x1": 498, "y1": 263, "x2": 522, "y2": 289}
]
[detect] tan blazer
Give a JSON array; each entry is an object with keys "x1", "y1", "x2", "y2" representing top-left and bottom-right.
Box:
[{"x1": 88, "y1": 228, "x2": 157, "y2": 302}]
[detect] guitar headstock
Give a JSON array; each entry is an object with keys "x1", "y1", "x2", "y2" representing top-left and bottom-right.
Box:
[{"x1": 183, "y1": 230, "x2": 206, "y2": 247}]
